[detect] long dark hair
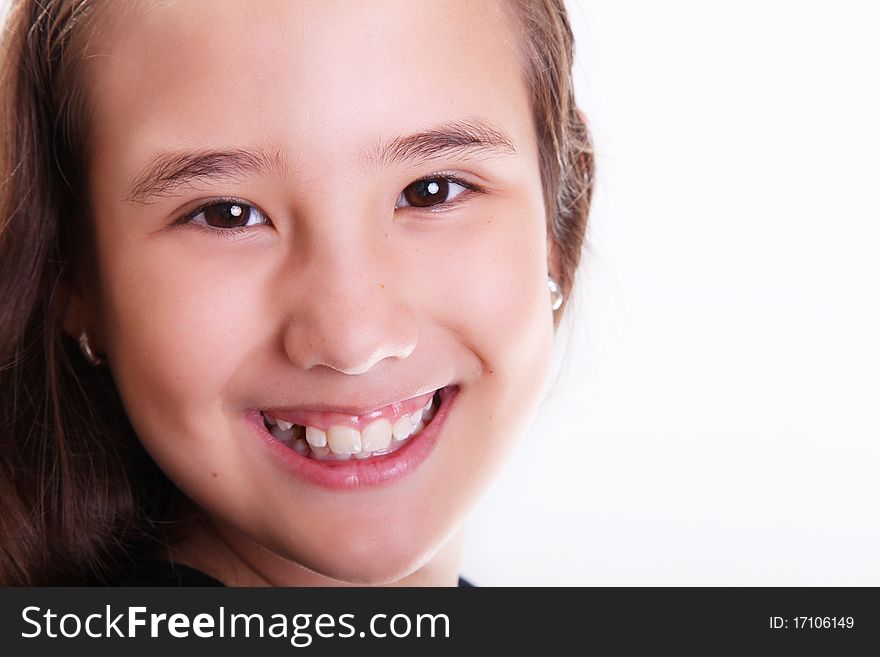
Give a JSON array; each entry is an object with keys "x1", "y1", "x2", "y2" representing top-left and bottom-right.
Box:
[
  {"x1": 0, "y1": 0, "x2": 594, "y2": 585},
  {"x1": 0, "y1": 0, "x2": 173, "y2": 585}
]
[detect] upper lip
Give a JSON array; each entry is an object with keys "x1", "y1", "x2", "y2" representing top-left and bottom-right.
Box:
[{"x1": 260, "y1": 384, "x2": 446, "y2": 417}]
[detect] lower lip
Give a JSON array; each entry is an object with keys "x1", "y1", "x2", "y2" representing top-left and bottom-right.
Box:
[{"x1": 247, "y1": 386, "x2": 458, "y2": 490}]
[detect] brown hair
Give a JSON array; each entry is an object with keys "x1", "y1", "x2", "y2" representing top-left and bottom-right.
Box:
[
  {"x1": 0, "y1": 0, "x2": 594, "y2": 585},
  {"x1": 509, "y1": 0, "x2": 595, "y2": 310}
]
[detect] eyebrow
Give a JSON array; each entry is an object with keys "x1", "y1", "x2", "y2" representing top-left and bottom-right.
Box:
[
  {"x1": 125, "y1": 119, "x2": 516, "y2": 204},
  {"x1": 366, "y1": 118, "x2": 517, "y2": 169},
  {"x1": 126, "y1": 147, "x2": 288, "y2": 204}
]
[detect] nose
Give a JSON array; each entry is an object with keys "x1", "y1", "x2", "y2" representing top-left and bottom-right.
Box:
[{"x1": 281, "y1": 229, "x2": 418, "y2": 375}]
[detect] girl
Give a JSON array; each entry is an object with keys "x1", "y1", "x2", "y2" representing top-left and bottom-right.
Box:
[{"x1": 0, "y1": 0, "x2": 593, "y2": 586}]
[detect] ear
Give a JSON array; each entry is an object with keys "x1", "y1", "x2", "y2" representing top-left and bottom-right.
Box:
[{"x1": 55, "y1": 265, "x2": 100, "y2": 349}]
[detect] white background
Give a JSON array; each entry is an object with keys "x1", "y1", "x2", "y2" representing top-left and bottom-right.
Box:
[
  {"x1": 461, "y1": 0, "x2": 880, "y2": 585},
  {"x1": 2, "y1": 0, "x2": 877, "y2": 585}
]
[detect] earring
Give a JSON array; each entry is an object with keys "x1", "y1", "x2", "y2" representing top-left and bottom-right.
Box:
[
  {"x1": 78, "y1": 330, "x2": 104, "y2": 366},
  {"x1": 548, "y1": 276, "x2": 564, "y2": 311}
]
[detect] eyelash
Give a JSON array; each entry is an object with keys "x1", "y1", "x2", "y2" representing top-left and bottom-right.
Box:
[
  {"x1": 174, "y1": 197, "x2": 263, "y2": 239},
  {"x1": 175, "y1": 173, "x2": 485, "y2": 240},
  {"x1": 397, "y1": 173, "x2": 483, "y2": 212}
]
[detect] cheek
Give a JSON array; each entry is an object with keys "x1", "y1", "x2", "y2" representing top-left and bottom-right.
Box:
[
  {"x1": 96, "y1": 238, "x2": 267, "y2": 436},
  {"x1": 427, "y1": 203, "x2": 553, "y2": 386},
  {"x1": 415, "y1": 197, "x2": 555, "y2": 472}
]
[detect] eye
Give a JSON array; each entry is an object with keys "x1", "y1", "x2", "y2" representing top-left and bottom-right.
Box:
[
  {"x1": 185, "y1": 200, "x2": 270, "y2": 231},
  {"x1": 395, "y1": 176, "x2": 475, "y2": 210}
]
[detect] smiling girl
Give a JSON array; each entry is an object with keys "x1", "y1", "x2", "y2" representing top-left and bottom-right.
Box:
[{"x1": 0, "y1": 0, "x2": 593, "y2": 586}]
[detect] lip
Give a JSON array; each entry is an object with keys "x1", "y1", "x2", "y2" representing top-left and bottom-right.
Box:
[
  {"x1": 247, "y1": 386, "x2": 459, "y2": 490},
  {"x1": 263, "y1": 389, "x2": 437, "y2": 431},
  {"x1": 263, "y1": 386, "x2": 445, "y2": 417}
]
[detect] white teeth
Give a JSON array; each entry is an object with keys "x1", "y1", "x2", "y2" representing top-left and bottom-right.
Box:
[
  {"x1": 361, "y1": 418, "x2": 392, "y2": 451},
  {"x1": 391, "y1": 415, "x2": 413, "y2": 441},
  {"x1": 267, "y1": 390, "x2": 444, "y2": 459},
  {"x1": 270, "y1": 424, "x2": 293, "y2": 443},
  {"x1": 305, "y1": 426, "x2": 327, "y2": 448},
  {"x1": 275, "y1": 419, "x2": 294, "y2": 431},
  {"x1": 327, "y1": 425, "x2": 362, "y2": 454}
]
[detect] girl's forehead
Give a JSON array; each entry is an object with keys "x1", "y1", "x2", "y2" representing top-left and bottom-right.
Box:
[{"x1": 85, "y1": 0, "x2": 532, "y2": 174}]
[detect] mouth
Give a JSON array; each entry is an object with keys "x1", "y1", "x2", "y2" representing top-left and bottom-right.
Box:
[
  {"x1": 249, "y1": 386, "x2": 457, "y2": 489},
  {"x1": 260, "y1": 388, "x2": 443, "y2": 461}
]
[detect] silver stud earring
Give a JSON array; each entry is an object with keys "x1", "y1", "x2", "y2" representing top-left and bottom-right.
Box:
[
  {"x1": 78, "y1": 330, "x2": 104, "y2": 366},
  {"x1": 548, "y1": 276, "x2": 564, "y2": 311}
]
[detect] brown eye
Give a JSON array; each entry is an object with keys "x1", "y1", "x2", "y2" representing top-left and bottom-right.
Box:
[
  {"x1": 397, "y1": 177, "x2": 469, "y2": 209},
  {"x1": 192, "y1": 201, "x2": 269, "y2": 230}
]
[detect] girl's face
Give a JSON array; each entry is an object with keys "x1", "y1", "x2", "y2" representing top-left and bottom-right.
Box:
[{"x1": 82, "y1": 0, "x2": 554, "y2": 585}]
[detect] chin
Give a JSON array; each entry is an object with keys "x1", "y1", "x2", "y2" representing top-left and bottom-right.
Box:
[{"x1": 282, "y1": 537, "x2": 439, "y2": 586}]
